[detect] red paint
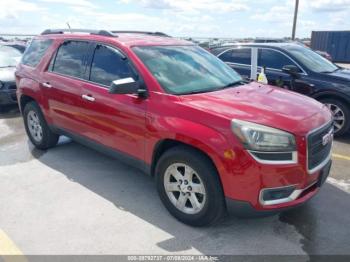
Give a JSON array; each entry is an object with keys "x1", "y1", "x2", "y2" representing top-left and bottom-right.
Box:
[{"x1": 16, "y1": 33, "x2": 332, "y2": 212}]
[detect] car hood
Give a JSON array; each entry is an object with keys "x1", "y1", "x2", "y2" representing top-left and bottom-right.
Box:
[
  {"x1": 0, "y1": 67, "x2": 15, "y2": 82},
  {"x1": 179, "y1": 82, "x2": 331, "y2": 135},
  {"x1": 323, "y1": 68, "x2": 350, "y2": 81}
]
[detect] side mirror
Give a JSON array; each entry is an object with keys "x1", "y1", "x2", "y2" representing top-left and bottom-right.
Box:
[
  {"x1": 282, "y1": 65, "x2": 301, "y2": 76},
  {"x1": 109, "y1": 77, "x2": 139, "y2": 95}
]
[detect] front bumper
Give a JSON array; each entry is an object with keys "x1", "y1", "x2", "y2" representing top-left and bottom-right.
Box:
[
  {"x1": 0, "y1": 89, "x2": 17, "y2": 105},
  {"x1": 226, "y1": 160, "x2": 332, "y2": 217}
]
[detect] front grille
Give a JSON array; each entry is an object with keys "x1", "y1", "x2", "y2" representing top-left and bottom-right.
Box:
[{"x1": 307, "y1": 121, "x2": 333, "y2": 172}]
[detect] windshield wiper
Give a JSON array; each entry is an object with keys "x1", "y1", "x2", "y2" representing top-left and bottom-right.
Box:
[
  {"x1": 180, "y1": 89, "x2": 217, "y2": 95},
  {"x1": 221, "y1": 80, "x2": 246, "y2": 89},
  {"x1": 320, "y1": 68, "x2": 340, "y2": 73},
  {"x1": 179, "y1": 80, "x2": 246, "y2": 95}
]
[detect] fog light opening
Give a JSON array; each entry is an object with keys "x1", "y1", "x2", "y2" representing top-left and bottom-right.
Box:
[{"x1": 262, "y1": 186, "x2": 296, "y2": 202}]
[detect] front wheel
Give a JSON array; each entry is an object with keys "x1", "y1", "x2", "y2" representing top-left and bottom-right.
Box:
[
  {"x1": 320, "y1": 98, "x2": 350, "y2": 136},
  {"x1": 156, "y1": 146, "x2": 225, "y2": 226}
]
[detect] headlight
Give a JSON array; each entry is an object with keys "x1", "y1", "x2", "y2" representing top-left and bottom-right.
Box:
[{"x1": 231, "y1": 119, "x2": 296, "y2": 152}]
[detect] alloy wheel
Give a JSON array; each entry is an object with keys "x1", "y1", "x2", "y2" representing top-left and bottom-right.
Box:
[
  {"x1": 326, "y1": 103, "x2": 345, "y2": 133},
  {"x1": 27, "y1": 110, "x2": 43, "y2": 143},
  {"x1": 164, "y1": 163, "x2": 206, "y2": 215}
]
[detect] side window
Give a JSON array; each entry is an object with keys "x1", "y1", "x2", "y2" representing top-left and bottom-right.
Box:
[
  {"x1": 219, "y1": 48, "x2": 251, "y2": 65},
  {"x1": 52, "y1": 41, "x2": 89, "y2": 78},
  {"x1": 89, "y1": 45, "x2": 134, "y2": 87},
  {"x1": 258, "y1": 49, "x2": 299, "y2": 70},
  {"x1": 219, "y1": 50, "x2": 233, "y2": 62},
  {"x1": 21, "y1": 39, "x2": 53, "y2": 67}
]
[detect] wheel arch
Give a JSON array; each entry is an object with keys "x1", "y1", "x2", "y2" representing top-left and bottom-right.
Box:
[
  {"x1": 313, "y1": 91, "x2": 350, "y2": 106},
  {"x1": 150, "y1": 138, "x2": 226, "y2": 193},
  {"x1": 19, "y1": 94, "x2": 36, "y2": 113}
]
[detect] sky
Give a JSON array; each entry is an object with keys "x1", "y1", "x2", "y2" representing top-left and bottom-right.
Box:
[{"x1": 0, "y1": 0, "x2": 350, "y2": 38}]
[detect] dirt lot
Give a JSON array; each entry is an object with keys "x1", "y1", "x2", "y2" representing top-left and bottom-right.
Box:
[{"x1": 0, "y1": 105, "x2": 349, "y2": 258}]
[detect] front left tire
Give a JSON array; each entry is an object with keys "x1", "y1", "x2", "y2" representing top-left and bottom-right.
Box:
[{"x1": 155, "y1": 146, "x2": 225, "y2": 227}]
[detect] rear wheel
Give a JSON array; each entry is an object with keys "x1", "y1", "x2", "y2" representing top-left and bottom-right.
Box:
[
  {"x1": 23, "y1": 101, "x2": 59, "y2": 149},
  {"x1": 156, "y1": 146, "x2": 225, "y2": 226},
  {"x1": 320, "y1": 98, "x2": 350, "y2": 136}
]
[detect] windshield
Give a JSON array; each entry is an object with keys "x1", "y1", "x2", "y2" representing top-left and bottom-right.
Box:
[
  {"x1": 285, "y1": 45, "x2": 338, "y2": 73},
  {"x1": 133, "y1": 45, "x2": 242, "y2": 95},
  {"x1": 0, "y1": 46, "x2": 22, "y2": 67}
]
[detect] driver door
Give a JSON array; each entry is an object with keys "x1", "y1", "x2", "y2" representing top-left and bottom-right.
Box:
[{"x1": 79, "y1": 43, "x2": 148, "y2": 162}]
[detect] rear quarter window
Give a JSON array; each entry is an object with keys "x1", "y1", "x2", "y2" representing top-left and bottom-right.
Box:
[{"x1": 21, "y1": 39, "x2": 53, "y2": 67}]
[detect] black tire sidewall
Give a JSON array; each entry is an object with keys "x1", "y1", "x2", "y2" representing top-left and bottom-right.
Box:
[{"x1": 156, "y1": 146, "x2": 225, "y2": 226}]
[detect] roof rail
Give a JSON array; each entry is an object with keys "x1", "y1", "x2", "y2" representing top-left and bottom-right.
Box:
[
  {"x1": 111, "y1": 31, "x2": 170, "y2": 37},
  {"x1": 41, "y1": 29, "x2": 116, "y2": 37}
]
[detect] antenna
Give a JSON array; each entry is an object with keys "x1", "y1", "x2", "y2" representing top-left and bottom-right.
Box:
[{"x1": 66, "y1": 22, "x2": 72, "y2": 33}]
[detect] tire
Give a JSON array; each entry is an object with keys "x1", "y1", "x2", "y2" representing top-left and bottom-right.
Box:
[
  {"x1": 23, "y1": 101, "x2": 59, "y2": 149},
  {"x1": 320, "y1": 98, "x2": 350, "y2": 136},
  {"x1": 155, "y1": 146, "x2": 225, "y2": 227}
]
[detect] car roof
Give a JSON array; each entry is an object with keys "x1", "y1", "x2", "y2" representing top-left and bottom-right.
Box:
[
  {"x1": 210, "y1": 42, "x2": 305, "y2": 55},
  {"x1": 212, "y1": 42, "x2": 302, "y2": 50},
  {"x1": 112, "y1": 33, "x2": 192, "y2": 47},
  {"x1": 36, "y1": 30, "x2": 192, "y2": 47}
]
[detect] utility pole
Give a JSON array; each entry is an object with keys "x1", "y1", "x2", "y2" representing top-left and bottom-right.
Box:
[{"x1": 292, "y1": 0, "x2": 299, "y2": 40}]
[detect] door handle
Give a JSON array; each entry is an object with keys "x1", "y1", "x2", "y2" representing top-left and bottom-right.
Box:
[
  {"x1": 42, "y1": 82, "x2": 52, "y2": 88},
  {"x1": 82, "y1": 94, "x2": 95, "y2": 102}
]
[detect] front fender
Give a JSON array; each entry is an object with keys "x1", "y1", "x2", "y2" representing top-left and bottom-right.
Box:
[{"x1": 146, "y1": 116, "x2": 233, "y2": 189}]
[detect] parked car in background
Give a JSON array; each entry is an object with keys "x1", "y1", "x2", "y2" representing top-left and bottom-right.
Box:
[
  {"x1": 212, "y1": 43, "x2": 350, "y2": 135},
  {"x1": 16, "y1": 29, "x2": 333, "y2": 226},
  {"x1": 315, "y1": 50, "x2": 333, "y2": 61},
  {"x1": 0, "y1": 43, "x2": 25, "y2": 106},
  {"x1": 253, "y1": 38, "x2": 286, "y2": 43}
]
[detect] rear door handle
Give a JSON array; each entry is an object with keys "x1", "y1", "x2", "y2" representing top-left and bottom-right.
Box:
[
  {"x1": 42, "y1": 82, "x2": 52, "y2": 88},
  {"x1": 82, "y1": 94, "x2": 95, "y2": 102}
]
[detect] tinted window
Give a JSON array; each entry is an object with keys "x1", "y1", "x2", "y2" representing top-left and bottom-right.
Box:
[
  {"x1": 52, "y1": 41, "x2": 89, "y2": 78},
  {"x1": 21, "y1": 39, "x2": 52, "y2": 67},
  {"x1": 89, "y1": 45, "x2": 134, "y2": 86},
  {"x1": 219, "y1": 48, "x2": 251, "y2": 65},
  {"x1": 258, "y1": 49, "x2": 298, "y2": 70}
]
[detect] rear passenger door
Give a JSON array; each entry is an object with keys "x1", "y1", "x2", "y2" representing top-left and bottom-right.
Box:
[
  {"x1": 218, "y1": 48, "x2": 252, "y2": 80},
  {"x1": 79, "y1": 43, "x2": 147, "y2": 162},
  {"x1": 44, "y1": 40, "x2": 90, "y2": 133}
]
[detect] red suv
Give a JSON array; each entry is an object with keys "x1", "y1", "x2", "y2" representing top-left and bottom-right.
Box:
[{"x1": 16, "y1": 29, "x2": 333, "y2": 226}]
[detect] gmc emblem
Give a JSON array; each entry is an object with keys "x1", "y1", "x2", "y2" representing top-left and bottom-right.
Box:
[{"x1": 322, "y1": 129, "x2": 334, "y2": 146}]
